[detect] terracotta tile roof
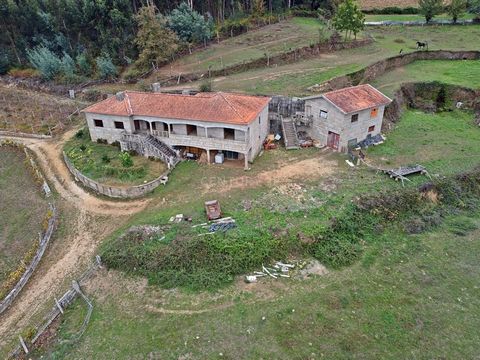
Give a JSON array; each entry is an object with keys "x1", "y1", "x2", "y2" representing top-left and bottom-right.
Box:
[
  {"x1": 322, "y1": 84, "x2": 392, "y2": 114},
  {"x1": 82, "y1": 91, "x2": 271, "y2": 125}
]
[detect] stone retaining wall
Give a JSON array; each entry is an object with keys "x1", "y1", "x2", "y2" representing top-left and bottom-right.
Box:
[
  {"x1": 63, "y1": 152, "x2": 172, "y2": 199},
  {"x1": 308, "y1": 50, "x2": 480, "y2": 93},
  {"x1": 0, "y1": 205, "x2": 57, "y2": 315}
]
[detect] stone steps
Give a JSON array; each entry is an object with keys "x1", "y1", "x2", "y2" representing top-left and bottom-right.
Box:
[{"x1": 281, "y1": 119, "x2": 300, "y2": 150}]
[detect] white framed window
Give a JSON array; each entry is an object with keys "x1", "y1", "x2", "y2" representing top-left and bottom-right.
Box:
[{"x1": 320, "y1": 110, "x2": 328, "y2": 119}]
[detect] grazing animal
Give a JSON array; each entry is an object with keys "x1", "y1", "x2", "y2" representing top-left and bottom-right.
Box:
[{"x1": 416, "y1": 41, "x2": 428, "y2": 50}]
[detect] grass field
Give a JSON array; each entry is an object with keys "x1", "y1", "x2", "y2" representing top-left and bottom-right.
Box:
[
  {"x1": 0, "y1": 146, "x2": 48, "y2": 286},
  {"x1": 371, "y1": 60, "x2": 480, "y2": 97},
  {"x1": 150, "y1": 24, "x2": 480, "y2": 96},
  {"x1": 32, "y1": 104, "x2": 480, "y2": 357},
  {"x1": 64, "y1": 129, "x2": 167, "y2": 186},
  {"x1": 45, "y1": 211, "x2": 480, "y2": 359},
  {"x1": 365, "y1": 13, "x2": 476, "y2": 22},
  {"x1": 150, "y1": 17, "x2": 328, "y2": 77},
  {"x1": 359, "y1": 0, "x2": 419, "y2": 9},
  {"x1": 0, "y1": 85, "x2": 84, "y2": 135}
]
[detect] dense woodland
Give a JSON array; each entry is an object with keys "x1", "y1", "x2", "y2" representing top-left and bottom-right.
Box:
[
  {"x1": 0, "y1": 0, "x2": 339, "y2": 78},
  {"x1": 1, "y1": 0, "x2": 479, "y2": 81}
]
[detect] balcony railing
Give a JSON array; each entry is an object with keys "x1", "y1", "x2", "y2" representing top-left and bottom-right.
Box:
[{"x1": 165, "y1": 134, "x2": 248, "y2": 153}]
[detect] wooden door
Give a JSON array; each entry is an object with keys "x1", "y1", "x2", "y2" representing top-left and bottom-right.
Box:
[{"x1": 327, "y1": 131, "x2": 340, "y2": 150}]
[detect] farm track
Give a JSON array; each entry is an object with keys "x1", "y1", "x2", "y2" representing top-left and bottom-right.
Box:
[{"x1": 0, "y1": 131, "x2": 149, "y2": 351}]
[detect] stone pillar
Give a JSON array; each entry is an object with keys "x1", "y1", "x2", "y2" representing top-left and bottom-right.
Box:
[
  {"x1": 244, "y1": 152, "x2": 249, "y2": 170},
  {"x1": 207, "y1": 149, "x2": 211, "y2": 164},
  {"x1": 205, "y1": 127, "x2": 209, "y2": 138}
]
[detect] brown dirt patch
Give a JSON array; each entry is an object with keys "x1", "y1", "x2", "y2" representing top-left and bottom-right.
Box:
[{"x1": 203, "y1": 156, "x2": 337, "y2": 193}]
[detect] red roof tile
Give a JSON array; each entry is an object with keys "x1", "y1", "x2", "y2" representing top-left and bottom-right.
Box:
[
  {"x1": 322, "y1": 84, "x2": 392, "y2": 114},
  {"x1": 82, "y1": 91, "x2": 271, "y2": 125}
]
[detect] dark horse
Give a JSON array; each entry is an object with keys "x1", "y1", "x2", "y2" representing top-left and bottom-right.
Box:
[{"x1": 416, "y1": 41, "x2": 428, "y2": 50}]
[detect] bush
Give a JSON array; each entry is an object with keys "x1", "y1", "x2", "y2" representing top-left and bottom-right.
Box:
[
  {"x1": 75, "y1": 129, "x2": 84, "y2": 139},
  {"x1": 95, "y1": 55, "x2": 118, "y2": 80},
  {"x1": 363, "y1": 7, "x2": 420, "y2": 15},
  {"x1": 118, "y1": 151, "x2": 133, "y2": 167},
  {"x1": 7, "y1": 67, "x2": 39, "y2": 78},
  {"x1": 101, "y1": 154, "x2": 111, "y2": 163},
  {"x1": 76, "y1": 53, "x2": 91, "y2": 76},
  {"x1": 27, "y1": 46, "x2": 62, "y2": 80},
  {"x1": 199, "y1": 80, "x2": 212, "y2": 92}
]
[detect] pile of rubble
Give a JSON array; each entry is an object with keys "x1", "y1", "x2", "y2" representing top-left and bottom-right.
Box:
[{"x1": 245, "y1": 262, "x2": 295, "y2": 283}]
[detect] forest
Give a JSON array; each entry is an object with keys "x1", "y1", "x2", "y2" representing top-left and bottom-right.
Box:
[{"x1": 0, "y1": 0, "x2": 338, "y2": 81}]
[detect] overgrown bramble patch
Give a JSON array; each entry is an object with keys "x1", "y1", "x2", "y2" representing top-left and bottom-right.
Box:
[{"x1": 101, "y1": 168, "x2": 480, "y2": 290}]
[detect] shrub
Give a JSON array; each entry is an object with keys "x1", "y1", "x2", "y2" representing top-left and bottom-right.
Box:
[
  {"x1": 101, "y1": 154, "x2": 111, "y2": 163},
  {"x1": 118, "y1": 151, "x2": 133, "y2": 167},
  {"x1": 95, "y1": 55, "x2": 118, "y2": 80},
  {"x1": 76, "y1": 53, "x2": 91, "y2": 76},
  {"x1": 7, "y1": 67, "x2": 39, "y2": 78},
  {"x1": 75, "y1": 129, "x2": 84, "y2": 139},
  {"x1": 199, "y1": 80, "x2": 212, "y2": 92},
  {"x1": 27, "y1": 46, "x2": 62, "y2": 80}
]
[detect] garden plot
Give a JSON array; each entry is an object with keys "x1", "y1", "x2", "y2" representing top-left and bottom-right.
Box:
[{"x1": 63, "y1": 129, "x2": 167, "y2": 186}]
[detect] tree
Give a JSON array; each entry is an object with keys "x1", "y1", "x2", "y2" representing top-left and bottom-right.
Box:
[
  {"x1": 332, "y1": 0, "x2": 364, "y2": 40},
  {"x1": 134, "y1": 5, "x2": 179, "y2": 71},
  {"x1": 95, "y1": 55, "x2": 117, "y2": 79},
  {"x1": 419, "y1": 0, "x2": 444, "y2": 23},
  {"x1": 167, "y1": 3, "x2": 213, "y2": 45},
  {"x1": 468, "y1": 0, "x2": 480, "y2": 18},
  {"x1": 448, "y1": 0, "x2": 467, "y2": 22},
  {"x1": 27, "y1": 46, "x2": 61, "y2": 80}
]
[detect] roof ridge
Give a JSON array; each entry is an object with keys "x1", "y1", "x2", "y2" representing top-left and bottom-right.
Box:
[{"x1": 323, "y1": 83, "x2": 371, "y2": 96}]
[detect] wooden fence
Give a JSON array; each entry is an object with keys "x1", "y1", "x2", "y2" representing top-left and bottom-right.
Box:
[{"x1": 8, "y1": 257, "x2": 102, "y2": 358}]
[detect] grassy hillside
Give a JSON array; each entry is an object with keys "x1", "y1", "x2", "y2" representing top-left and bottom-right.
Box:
[
  {"x1": 46, "y1": 211, "x2": 480, "y2": 359},
  {"x1": 371, "y1": 60, "x2": 480, "y2": 97},
  {"x1": 151, "y1": 17, "x2": 327, "y2": 77},
  {"x1": 0, "y1": 146, "x2": 48, "y2": 287},
  {"x1": 152, "y1": 24, "x2": 480, "y2": 96}
]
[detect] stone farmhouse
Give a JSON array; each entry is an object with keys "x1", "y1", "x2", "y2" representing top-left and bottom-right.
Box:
[
  {"x1": 82, "y1": 85, "x2": 391, "y2": 169},
  {"x1": 301, "y1": 84, "x2": 392, "y2": 152},
  {"x1": 82, "y1": 91, "x2": 271, "y2": 169}
]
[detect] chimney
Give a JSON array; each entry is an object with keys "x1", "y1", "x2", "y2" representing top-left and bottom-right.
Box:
[
  {"x1": 152, "y1": 82, "x2": 161, "y2": 93},
  {"x1": 115, "y1": 91, "x2": 125, "y2": 101}
]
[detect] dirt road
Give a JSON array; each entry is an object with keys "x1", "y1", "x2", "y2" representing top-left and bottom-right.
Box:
[{"x1": 0, "y1": 132, "x2": 149, "y2": 352}]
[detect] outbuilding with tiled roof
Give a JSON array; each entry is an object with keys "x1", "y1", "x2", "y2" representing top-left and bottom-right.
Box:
[{"x1": 302, "y1": 84, "x2": 392, "y2": 152}]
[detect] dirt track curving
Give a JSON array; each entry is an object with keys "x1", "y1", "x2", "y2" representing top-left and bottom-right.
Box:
[{"x1": 0, "y1": 131, "x2": 149, "y2": 352}]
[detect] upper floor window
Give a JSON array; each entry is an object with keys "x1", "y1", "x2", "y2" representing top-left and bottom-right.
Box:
[
  {"x1": 371, "y1": 108, "x2": 379, "y2": 118},
  {"x1": 351, "y1": 114, "x2": 359, "y2": 123},
  {"x1": 114, "y1": 121, "x2": 124, "y2": 129},
  {"x1": 259, "y1": 116, "x2": 261, "y2": 124},
  {"x1": 368, "y1": 125, "x2": 375, "y2": 132},
  {"x1": 94, "y1": 119, "x2": 103, "y2": 127},
  {"x1": 320, "y1": 110, "x2": 328, "y2": 119}
]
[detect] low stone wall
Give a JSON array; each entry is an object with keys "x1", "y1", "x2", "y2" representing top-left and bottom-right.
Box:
[
  {"x1": 0, "y1": 130, "x2": 52, "y2": 139},
  {"x1": 160, "y1": 38, "x2": 373, "y2": 87},
  {"x1": 0, "y1": 205, "x2": 57, "y2": 315},
  {"x1": 308, "y1": 50, "x2": 480, "y2": 93},
  {"x1": 63, "y1": 152, "x2": 172, "y2": 199}
]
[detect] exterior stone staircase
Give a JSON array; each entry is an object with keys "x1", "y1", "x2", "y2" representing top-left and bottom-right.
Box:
[
  {"x1": 120, "y1": 133, "x2": 180, "y2": 168},
  {"x1": 281, "y1": 117, "x2": 300, "y2": 150}
]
